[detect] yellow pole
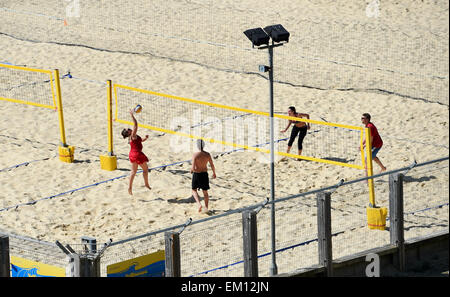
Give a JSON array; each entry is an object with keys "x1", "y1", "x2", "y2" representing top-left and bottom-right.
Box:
[
  {"x1": 107, "y1": 80, "x2": 113, "y2": 155},
  {"x1": 99, "y1": 80, "x2": 117, "y2": 170},
  {"x1": 365, "y1": 127, "x2": 376, "y2": 207},
  {"x1": 54, "y1": 69, "x2": 74, "y2": 163},
  {"x1": 54, "y1": 69, "x2": 67, "y2": 146},
  {"x1": 365, "y1": 127, "x2": 387, "y2": 230},
  {"x1": 360, "y1": 129, "x2": 366, "y2": 169}
]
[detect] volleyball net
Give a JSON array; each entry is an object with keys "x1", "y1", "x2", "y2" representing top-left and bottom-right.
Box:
[
  {"x1": 0, "y1": 63, "x2": 57, "y2": 109},
  {"x1": 113, "y1": 83, "x2": 366, "y2": 170},
  {"x1": 0, "y1": 63, "x2": 73, "y2": 162}
]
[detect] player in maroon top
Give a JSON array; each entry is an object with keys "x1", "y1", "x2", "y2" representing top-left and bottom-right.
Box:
[
  {"x1": 361, "y1": 113, "x2": 386, "y2": 173},
  {"x1": 121, "y1": 110, "x2": 151, "y2": 195}
]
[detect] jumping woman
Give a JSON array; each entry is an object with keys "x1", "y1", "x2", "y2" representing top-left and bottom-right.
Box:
[{"x1": 121, "y1": 110, "x2": 151, "y2": 195}]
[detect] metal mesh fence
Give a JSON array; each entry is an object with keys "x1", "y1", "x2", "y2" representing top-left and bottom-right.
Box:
[
  {"x1": 1, "y1": 157, "x2": 448, "y2": 277},
  {"x1": 0, "y1": 230, "x2": 67, "y2": 274},
  {"x1": 179, "y1": 212, "x2": 243, "y2": 277},
  {"x1": 98, "y1": 233, "x2": 166, "y2": 277},
  {"x1": 402, "y1": 159, "x2": 449, "y2": 241},
  {"x1": 331, "y1": 177, "x2": 390, "y2": 260},
  {"x1": 257, "y1": 193, "x2": 318, "y2": 276}
]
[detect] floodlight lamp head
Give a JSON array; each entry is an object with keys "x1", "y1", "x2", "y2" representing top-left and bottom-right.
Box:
[
  {"x1": 243, "y1": 27, "x2": 270, "y2": 47},
  {"x1": 263, "y1": 24, "x2": 290, "y2": 43}
]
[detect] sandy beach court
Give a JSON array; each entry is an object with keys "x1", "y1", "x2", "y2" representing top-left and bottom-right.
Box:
[{"x1": 0, "y1": 1, "x2": 448, "y2": 276}]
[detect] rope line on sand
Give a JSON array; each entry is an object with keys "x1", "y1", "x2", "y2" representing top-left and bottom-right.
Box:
[
  {"x1": 1, "y1": 62, "x2": 446, "y2": 214},
  {"x1": 1, "y1": 7, "x2": 448, "y2": 82},
  {"x1": 0, "y1": 135, "x2": 290, "y2": 213},
  {"x1": 2, "y1": 29, "x2": 447, "y2": 107},
  {"x1": 0, "y1": 161, "x2": 178, "y2": 212},
  {"x1": 0, "y1": 157, "x2": 51, "y2": 172},
  {"x1": 4, "y1": 59, "x2": 447, "y2": 151},
  {"x1": 1, "y1": 114, "x2": 445, "y2": 212},
  {"x1": 1, "y1": 8, "x2": 449, "y2": 107}
]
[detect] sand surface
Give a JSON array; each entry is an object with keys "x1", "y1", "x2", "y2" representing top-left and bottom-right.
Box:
[{"x1": 0, "y1": 0, "x2": 448, "y2": 276}]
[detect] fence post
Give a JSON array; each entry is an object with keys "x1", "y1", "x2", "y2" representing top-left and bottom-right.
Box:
[
  {"x1": 81, "y1": 236, "x2": 97, "y2": 254},
  {"x1": 165, "y1": 231, "x2": 181, "y2": 277},
  {"x1": 317, "y1": 192, "x2": 333, "y2": 276},
  {"x1": 79, "y1": 255, "x2": 100, "y2": 277},
  {"x1": 79, "y1": 237, "x2": 100, "y2": 277},
  {"x1": 66, "y1": 254, "x2": 80, "y2": 277},
  {"x1": 389, "y1": 173, "x2": 405, "y2": 272},
  {"x1": 0, "y1": 235, "x2": 10, "y2": 277},
  {"x1": 242, "y1": 210, "x2": 258, "y2": 277}
]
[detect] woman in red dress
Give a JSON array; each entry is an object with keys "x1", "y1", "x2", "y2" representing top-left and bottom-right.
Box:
[{"x1": 121, "y1": 110, "x2": 151, "y2": 195}]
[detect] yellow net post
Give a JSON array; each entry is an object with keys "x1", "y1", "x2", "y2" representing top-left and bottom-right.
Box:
[
  {"x1": 100, "y1": 80, "x2": 117, "y2": 171},
  {"x1": 365, "y1": 127, "x2": 387, "y2": 230},
  {"x1": 365, "y1": 127, "x2": 375, "y2": 207},
  {"x1": 54, "y1": 69, "x2": 75, "y2": 163}
]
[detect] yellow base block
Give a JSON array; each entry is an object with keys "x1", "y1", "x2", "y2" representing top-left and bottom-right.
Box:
[
  {"x1": 367, "y1": 207, "x2": 388, "y2": 230},
  {"x1": 100, "y1": 155, "x2": 117, "y2": 171},
  {"x1": 58, "y1": 145, "x2": 75, "y2": 163}
]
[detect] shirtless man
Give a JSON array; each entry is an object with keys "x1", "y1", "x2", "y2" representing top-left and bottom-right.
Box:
[
  {"x1": 281, "y1": 106, "x2": 310, "y2": 160},
  {"x1": 190, "y1": 139, "x2": 216, "y2": 213}
]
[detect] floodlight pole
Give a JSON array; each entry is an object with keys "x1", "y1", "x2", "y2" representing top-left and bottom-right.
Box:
[
  {"x1": 245, "y1": 25, "x2": 287, "y2": 276},
  {"x1": 268, "y1": 42, "x2": 277, "y2": 276},
  {"x1": 259, "y1": 41, "x2": 283, "y2": 276}
]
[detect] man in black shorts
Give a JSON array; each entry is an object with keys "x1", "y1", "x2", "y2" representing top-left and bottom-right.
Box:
[{"x1": 191, "y1": 139, "x2": 216, "y2": 213}]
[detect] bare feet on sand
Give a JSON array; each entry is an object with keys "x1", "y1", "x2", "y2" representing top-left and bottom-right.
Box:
[{"x1": 129, "y1": 185, "x2": 151, "y2": 195}]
